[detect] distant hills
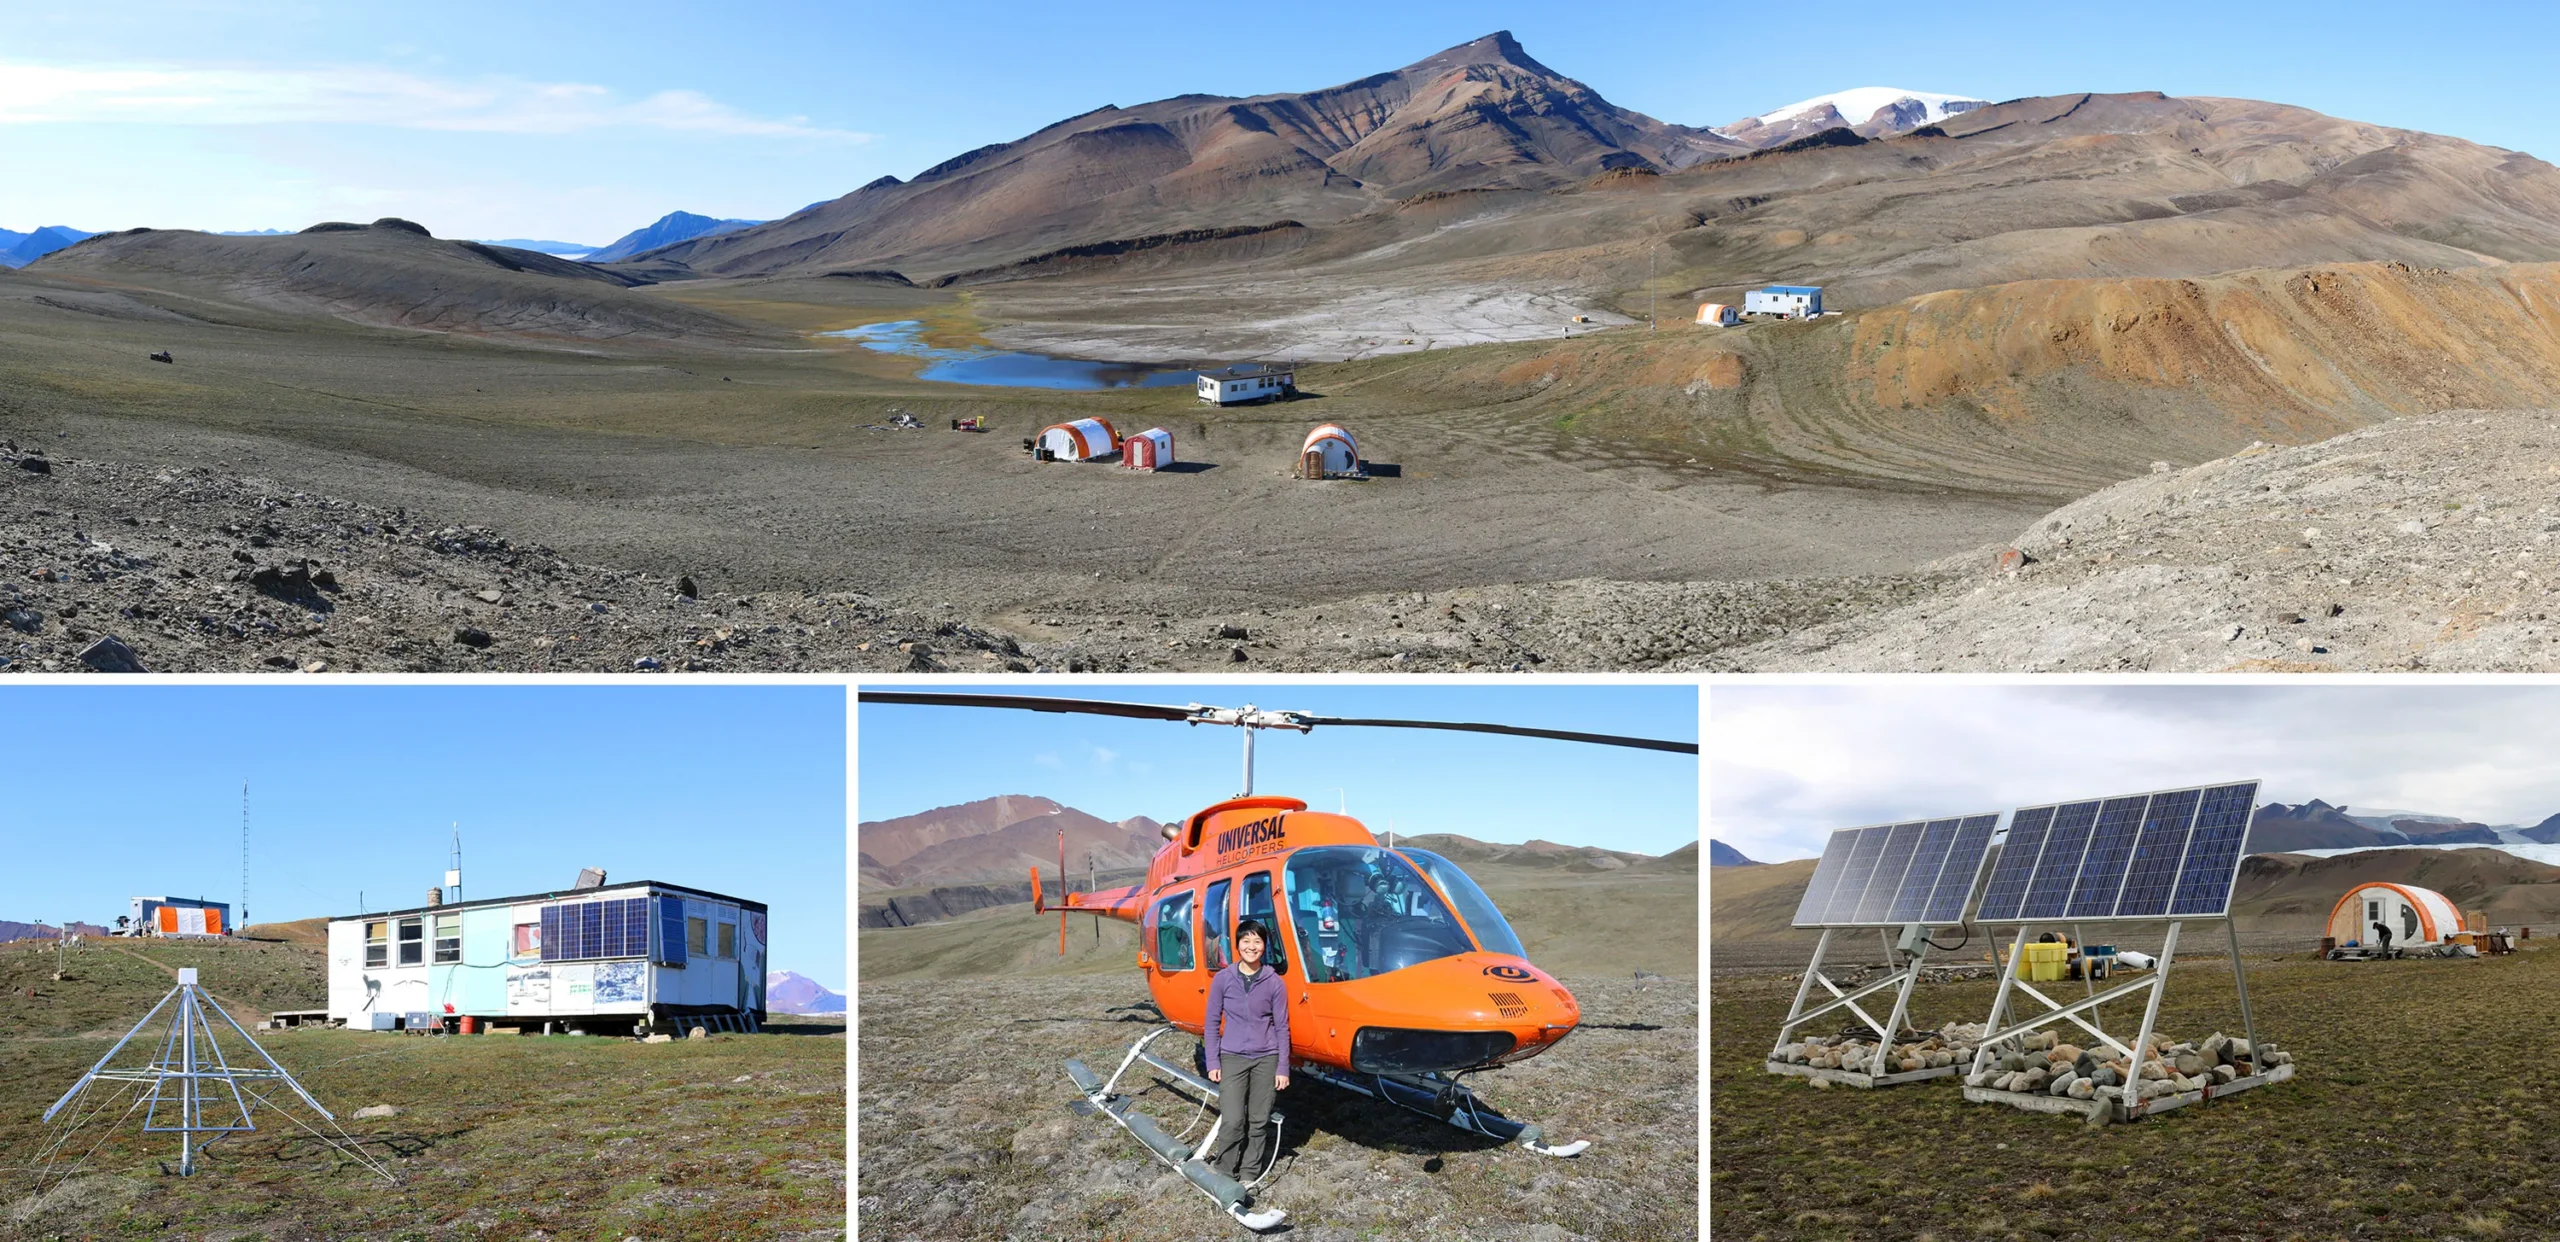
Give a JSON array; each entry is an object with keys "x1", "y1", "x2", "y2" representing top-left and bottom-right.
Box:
[
  {"x1": 0, "y1": 920, "x2": 112, "y2": 943},
  {"x1": 1709, "y1": 840, "x2": 1762, "y2": 867},
  {"x1": 2249, "y1": 799, "x2": 2560, "y2": 852},
  {"x1": 1716, "y1": 87, "x2": 1990, "y2": 147},
  {"x1": 860, "y1": 795, "x2": 1166, "y2": 891},
  {"x1": 0, "y1": 226, "x2": 97, "y2": 269},
  {"x1": 474, "y1": 237, "x2": 604, "y2": 257},
  {"x1": 766, "y1": 971, "x2": 846, "y2": 1014},
  {"x1": 587, "y1": 211, "x2": 762, "y2": 263}
]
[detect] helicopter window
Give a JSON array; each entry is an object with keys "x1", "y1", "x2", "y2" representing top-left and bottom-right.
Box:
[
  {"x1": 1240, "y1": 872, "x2": 1285, "y2": 973},
  {"x1": 1203, "y1": 879, "x2": 1232, "y2": 971},
  {"x1": 1153, "y1": 892, "x2": 1195, "y2": 971},
  {"x1": 1282, "y1": 847, "x2": 1474, "y2": 983},
  {"x1": 1398, "y1": 848, "x2": 1529, "y2": 960}
]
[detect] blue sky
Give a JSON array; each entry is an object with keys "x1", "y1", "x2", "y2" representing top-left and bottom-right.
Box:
[
  {"x1": 4, "y1": 1, "x2": 2554, "y2": 241},
  {"x1": 0, "y1": 685, "x2": 847, "y2": 991},
  {"x1": 1713, "y1": 684, "x2": 2560, "y2": 866},
  {"x1": 857, "y1": 683, "x2": 1700, "y2": 857}
]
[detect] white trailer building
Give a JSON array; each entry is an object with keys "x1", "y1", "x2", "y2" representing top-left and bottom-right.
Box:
[
  {"x1": 323, "y1": 878, "x2": 767, "y2": 1034},
  {"x1": 127, "y1": 896, "x2": 230, "y2": 937},
  {"x1": 1196, "y1": 365, "x2": 1295, "y2": 406},
  {"x1": 1743, "y1": 285, "x2": 1823, "y2": 319}
]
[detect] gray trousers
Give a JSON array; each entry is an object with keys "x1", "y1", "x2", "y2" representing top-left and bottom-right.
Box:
[{"x1": 1211, "y1": 1052, "x2": 1279, "y2": 1181}]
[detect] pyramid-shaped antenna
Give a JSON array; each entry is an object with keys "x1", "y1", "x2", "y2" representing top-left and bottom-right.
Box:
[{"x1": 36, "y1": 968, "x2": 396, "y2": 1185}]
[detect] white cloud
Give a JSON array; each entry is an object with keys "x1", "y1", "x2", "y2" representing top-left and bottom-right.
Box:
[
  {"x1": 1711, "y1": 684, "x2": 2560, "y2": 865},
  {"x1": 0, "y1": 60, "x2": 869, "y2": 139}
]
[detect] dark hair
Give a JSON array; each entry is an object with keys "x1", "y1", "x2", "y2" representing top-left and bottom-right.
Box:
[{"x1": 1234, "y1": 919, "x2": 1270, "y2": 946}]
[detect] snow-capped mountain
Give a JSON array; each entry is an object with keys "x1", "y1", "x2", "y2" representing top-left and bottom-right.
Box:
[{"x1": 1719, "y1": 88, "x2": 1991, "y2": 147}]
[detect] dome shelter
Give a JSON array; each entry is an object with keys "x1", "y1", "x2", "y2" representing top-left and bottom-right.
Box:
[
  {"x1": 1295, "y1": 424, "x2": 1361, "y2": 479},
  {"x1": 2326, "y1": 882, "x2": 2467, "y2": 950},
  {"x1": 1695, "y1": 302, "x2": 1737, "y2": 327},
  {"x1": 1036, "y1": 417, "x2": 1120, "y2": 461}
]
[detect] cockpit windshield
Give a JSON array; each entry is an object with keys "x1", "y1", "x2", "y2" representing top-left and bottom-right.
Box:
[
  {"x1": 1398, "y1": 848, "x2": 1529, "y2": 960},
  {"x1": 1283, "y1": 846, "x2": 1475, "y2": 982}
]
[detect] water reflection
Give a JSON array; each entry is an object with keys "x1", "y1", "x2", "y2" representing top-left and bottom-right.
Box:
[{"x1": 824, "y1": 320, "x2": 1201, "y2": 390}]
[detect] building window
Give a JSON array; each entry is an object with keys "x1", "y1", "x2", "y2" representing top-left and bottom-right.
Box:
[
  {"x1": 433, "y1": 913, "x2": 462, "y2": 965},
  {"x1": 688, "y1": 916, "x2": 708, "y2": 957},
  {"x1": 514, "y1": 922, "x2": 539, "y2": 957},
  {"x1": 397, "y1": 917, "x2": 424, "y2": 967},
  {"x1": 717, "y1": 921, "x2": 737, "y2": 961},
  {"x1": 365, "y1": 920, "x2": 388, "y2": 968}
]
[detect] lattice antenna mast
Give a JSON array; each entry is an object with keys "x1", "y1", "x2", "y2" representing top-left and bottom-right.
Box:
[
  {"x1": 240, "y1": 782, "x2": 249, "y2": 934},
  {"x1": 36, "y1": 968, "x2": 396, "y2": 1184}
]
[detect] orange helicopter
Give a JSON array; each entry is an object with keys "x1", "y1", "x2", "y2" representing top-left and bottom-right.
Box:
[{"x1": 857, "y1": 691, "x2": 1697, "y2": 1232}]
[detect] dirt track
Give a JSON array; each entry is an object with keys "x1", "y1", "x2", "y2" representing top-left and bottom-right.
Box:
[{"x1": 856, "y1": 974, "x2": 1696, "y2": 1242}]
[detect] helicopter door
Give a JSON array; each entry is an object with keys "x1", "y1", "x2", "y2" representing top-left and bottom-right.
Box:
[{"x1": 1203, "y1": 880, "x2": 1232, "y2": 972}]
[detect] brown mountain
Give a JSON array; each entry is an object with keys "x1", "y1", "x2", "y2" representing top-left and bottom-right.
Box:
[
  {"x1": 1381, "y1": 831, "x2": 1692, "y2": 872},
  {"x1": 30, "y1": 219, "x2": 769, "y2": 346},
  {"x1": 858, "y1": 795, "x2": 1164, "y2": 889},
  {"x1": 633, "y1": 31, "x2": 1744, "y2": 282}
]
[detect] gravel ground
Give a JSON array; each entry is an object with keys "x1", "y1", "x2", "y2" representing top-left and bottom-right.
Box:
[
  {"x1": 1723, "y1": 408, "x2": 2560, "y2": 671},
  {"x1": 857, "y1": 974, "x2": 1696, "y2": 1242}
]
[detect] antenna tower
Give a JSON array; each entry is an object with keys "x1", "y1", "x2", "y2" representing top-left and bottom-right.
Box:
[{"x1": 36, "y1": 968, "x2": 396, "y2": 1185}]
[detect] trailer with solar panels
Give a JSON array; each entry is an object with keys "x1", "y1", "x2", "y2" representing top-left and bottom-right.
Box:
[
  {"x1": 322, "y1": 875, "x2": 768, "y2": 1036},
  {"x1": 1766, "y1": 812, "x2": 2001, "y2": 1087},
  {"x1": 1964, "y1": 780, "x2": 2291, "y2": 1122}
]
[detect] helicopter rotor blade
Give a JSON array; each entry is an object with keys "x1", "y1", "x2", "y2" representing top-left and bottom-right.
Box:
[
  {"x1": 1299, "y1": 716, "x2": 1697, "y2": 755},
  {"x1": 855, "y1": 691, "x2": 1197, "y2": 722},
  {"x1": 857, "y1": 692, "x2": 1696, "y2": 754}
]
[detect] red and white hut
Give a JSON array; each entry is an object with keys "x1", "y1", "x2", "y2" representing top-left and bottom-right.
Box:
[
  {"x1": 1295, "y1": 424, "x2": 1360, "y2": 479},
  {"x1": 1123, "y1": 427, "x2": 1175, "y2": 471}
]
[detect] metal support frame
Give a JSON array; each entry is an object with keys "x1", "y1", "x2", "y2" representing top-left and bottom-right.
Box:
[
  {"x1": 39, "y1": 971, "x2": 395, "y2": 1183},
  {"x1": 1765, "y1": 927, "x2": 1960, "y2": 1088},
  {"x1": 1964, "y1": 920, "x2": 2286, "y2": 1122}
]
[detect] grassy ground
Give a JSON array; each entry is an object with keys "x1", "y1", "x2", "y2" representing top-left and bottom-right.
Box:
[
  {"x1": 1709, "y1": 941, "x2": 2560, "y2": 1241},
  {"x1": 0, "y1": 937, "x2": 845, "y2": 1241},
  {"x1": 858, "y1": 974, "x2": 1695, "y2": 1241}
]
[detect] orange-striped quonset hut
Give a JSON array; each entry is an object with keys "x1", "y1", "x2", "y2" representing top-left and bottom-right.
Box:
[
  {"x1": 1037, "y1": 417, "x2": 1120, "y2": 461},
  {"x1": 2328, "y1": 882, "x2": 2466, "y2": 946},
  {"x1": 1295, "y1": 424, "x2": 1360, "y2": 479},
  {"x1": 1695, "y1": 302, "x2": 1738, "y2": 327},
  {"x1": 1123, "y1": 427, "x2": 1175, "y2": 471}
]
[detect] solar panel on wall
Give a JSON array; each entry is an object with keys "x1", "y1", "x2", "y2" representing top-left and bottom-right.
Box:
[{"x1": 1976, "y1": 781, "x2": 2262, "y2": 923}]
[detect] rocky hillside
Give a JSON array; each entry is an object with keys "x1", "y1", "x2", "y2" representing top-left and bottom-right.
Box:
[{"x1": 1720, "y1": 406, "x2": 2560, "y2": 672}]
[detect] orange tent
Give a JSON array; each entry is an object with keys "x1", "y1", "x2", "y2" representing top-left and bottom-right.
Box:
[{"x1": 2327, "y1": 882, "x2": 2464, "y2": 945}]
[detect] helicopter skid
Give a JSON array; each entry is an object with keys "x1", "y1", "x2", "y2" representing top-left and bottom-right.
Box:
[
  {"x1": 1294, "y1": 1063, "x2": 1592, "y2": 1157},
  {"x1": 1065, "y1": 1028, "x2": 1287, "y2": 1233}
]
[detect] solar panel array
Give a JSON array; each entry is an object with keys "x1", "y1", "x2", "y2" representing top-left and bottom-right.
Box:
[
  {"x1": 1789, "y1": 814, "x2": 2002, "y2": 928},
  {"x1": 1974, "y1": 781, "x2": 2260, "y2": 923}
]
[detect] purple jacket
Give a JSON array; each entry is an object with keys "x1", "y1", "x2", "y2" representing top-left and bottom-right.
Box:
[{"x1": 1203, "y1": 961, "x2": 1291, "y2": 1075}]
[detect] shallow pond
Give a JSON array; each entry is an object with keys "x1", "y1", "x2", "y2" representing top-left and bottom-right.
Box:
[{"x1": 824, "y1": 320, "x2": 1201, "y2": 390}]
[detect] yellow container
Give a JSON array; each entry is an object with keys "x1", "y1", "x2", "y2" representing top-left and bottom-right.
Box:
[{"x1": 2016, "y1": 942, "x2": 2069, "y2": 980}]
